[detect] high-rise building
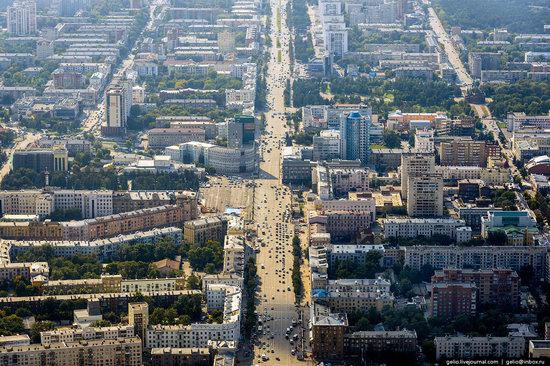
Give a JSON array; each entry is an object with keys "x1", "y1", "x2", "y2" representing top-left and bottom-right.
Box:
[
  {"x1": 324, "y1": 24, "x2": 348, "y2": 57},
  {"x1": 407, "y1": 174, "x2": 443, "y2": 217},
  {"x1": 128, "y1": 302, "x2": 149, "y2": 343},
  {"x1": 102, "y1": 79, "x2": 132, "y2": 136},
  {"x1": 414, "y1": 129, "x2": 434, "y2": 153},
  {"x1": 313, "y1": 130, "x2": 341, "y2": 161},
  {"x1": 227, "y1": 115, "x2": 255, "y2": 148},
  {"x1": 431, "y1": 282, "x2": 477, "y2": 320},
  {"x1": 36, "y1": 39, "x2": 54, "y2": 60},
  {"x1": 340, "y1": 111, "x2": 370, "y2": 165},
  {"x1": 7, "y1": 0, "x2": 37, "y2": 36},
  {"x1": 400, "y1": 152, "x2": 435, "y2": 197}
]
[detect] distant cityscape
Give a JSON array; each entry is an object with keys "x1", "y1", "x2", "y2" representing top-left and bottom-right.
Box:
[{"x1": 0, "y1": 0, "x2": 548, "y2": 365}]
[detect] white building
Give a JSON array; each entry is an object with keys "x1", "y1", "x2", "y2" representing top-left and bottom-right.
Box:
[
  {"x1": 146, "y1": 285, "x2": 241, "y2": 349},
  {"x1": 41, "y1": 325, "x2": 135, "y2": 345},
  {"x1": 400, "y1": 152, "x2": 435, "y2": 197},
  {"x1": 53, "y1": 190, "x2": 113, "y2": 219},
  {"x1": 313, "y1": 130, "x2": 341, "y2": 161},
  {"x1": 326, "y1": 244, "x2": 384, "y2": 267},
  {"x1": 404, "y1": 245, "x2": 547, "y2": 277},
  {"x1": 36, "y1": 39, "x2": 54, "y2": 60},
  {"x1": 132, "y1": 85, "x2": 145, "y2": 104},
  {"x1": 435, "y1": 336, "x2": 525, "y2": 360},
  {"x1": 434, "y1": 165, "x2": 510, "y2": 186},
  {"x1": 383, "y1": 218, "x2": 472, "y2": 243},
  {"x1": 7, "y1": 0, "x2": 37, "y2": 36},
  {"x1": 223, "y1": 235, "x2": 247, "y2": 275},
  {"x1": 407, "y1": 174, "x2": 443, "y2": 217},
  {"x1": 414, "y1": 129, "x2": 434, "y2": 153}
]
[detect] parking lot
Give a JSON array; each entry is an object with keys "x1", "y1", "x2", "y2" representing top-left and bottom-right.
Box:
[{"x1": 200, "y1": 176, "x2": 254, "y2": 219}]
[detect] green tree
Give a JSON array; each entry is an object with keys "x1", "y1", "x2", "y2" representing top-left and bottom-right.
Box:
[{"x1": 382, "y1": 130, "x2": 402, "y2": 148}]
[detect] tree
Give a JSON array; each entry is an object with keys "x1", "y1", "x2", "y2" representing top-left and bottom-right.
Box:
[
  {"x1": 30, "y1": 321, "x2": 54, "y2": 342},
  {"x1": 188, "y1": 240, "x2": 223, "y2": 272},
  {"x1": 382, "y1": 130, "x2": 401, "y2": 148},
  {"x1": 186, "y1": 274, "x2": 200, "y2": 289},
  {"x1": 0, "y1": 314, "x2": 25, "y2": 336}
]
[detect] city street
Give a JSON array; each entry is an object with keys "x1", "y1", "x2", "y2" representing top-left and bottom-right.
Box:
[
  {"x1": 244, "y1": 0, "x2": 308, "y2": 364},
  {"x1": 426, "y1": 5, "x2": 473, "y2": 92}
]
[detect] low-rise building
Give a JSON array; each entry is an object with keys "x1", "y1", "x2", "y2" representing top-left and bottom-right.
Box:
[
  {"x1": 529, "y1": 340, "x2": 550, "y2": 359},
  {"x1": 0, "y1": 338, "x2": 143, "y2": 366},
  {"x1": 146, "y1": 285, "x2": 241, "y2": 349},
  {"x1": 435, "y1": 336, "x2": 525, "y2": 360},
  {"x1": 404, "y1": 245, "x2": 547, "y2": 278},
  {"x1": 183, "y1": 216, "x2": 228, "y2": 245},
  {"x1": 344, "y1": 330, "x2": 417, "y2": 357},
  {"x1": 481, "y1": 211, "x2": 538, "y2": 245},
  {"x1": 150, "y1": 347, "x2": 213, "y2": 366},
  {"x1": 41, "y1": 325, "x2": 135, "y2": 345},
  {"x1": 383, "y1": 218, "x2": 472, "y2": 243},
  {"x1": 148, "y1": 128, "x2": 206, "y2": 149},
  {"x1": 311, "y1": 303, "x2": 348, "y2": 359}
]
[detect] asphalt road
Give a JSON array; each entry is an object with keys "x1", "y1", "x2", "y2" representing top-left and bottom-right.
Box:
[
  {"x1": 427, "y1": 6, "x2": 473, "y2": 93},
  {"x1": 244, "y1": 0, "x2": 308, "y2": 364}
]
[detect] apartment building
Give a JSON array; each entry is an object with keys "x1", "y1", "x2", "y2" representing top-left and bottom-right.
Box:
[
  {"x1": 344, "y1": 330, "x2": 417, "y2": 356},
  {"x1": 315, "y1": 192, "x2": 376, "y2": 222},
  {"x1": 0, "y1": 338, "x2": 142, "y2": 366},
  {"x1": 308, "y1": 210, "x2": 373, "y2": 242},
  {"x1": 148, "y1": 128, "x2": 206, "y2": 149},
  {"x1": 434, "y1": 166, "x2": 509, "y2": 186},
  {"x1": 414, "y1": 129, "x2": 435, "y2": 153},
  {"x1": 404, "y1": 245, "x2": 547, "y2": 278},
  {"x1": 507, "y1": 112, "x2": 550, "y2": 132},
  {"x1": 0, "y1": 205, "x2": 185, "y2": 241},
  {"x1": 325, "y1": 244, "x2": 385, "y2": 267},
  {"x1": 430, "y1": 282, "x2": 477, "y2": 320},
  {"x1": 7, "y1": 0, "x2": 37, "y2": 36},
  {"x1": 432, "y1": 268, "x2": 520, "y2": 308},
  {"x1": 41, "y1": 325, "x2": 135, "y2": 345},
  {"x1": 129, "y1": 302, "x2": 149, "y2": 342},
  {"x1": 313, "y1": 130, "x2": 341, "y2": 161},
  {"x1": 435, "y1": 336, "x2": 525, "y2": 360},
  {"x1": 202, "y1": 273, "x2": 244, "y2": 290},
  {"x1": 183, "y1": 216, "x2": 228, "y2": 245},
  {"x1": 311, "y1": 303, "x2": 348, "y2": 359},
  {"x1": 439, "y1": 139, "x2": 493, "y2": 167},
  {"x1": 315, "y1": 289, "x2": 395, "y2": 312},
  {"x1": 329, "y1": 168, "x2": 370, "y2": 196},
  {"x1": 407, "y1": 174, "x2": 443, "y2": 217},
  {"x1": 383, "y1": 218, "x2": 471, "y2": 243},
  {"x1": 112, "y1": 190, "x2": 198, "y2": 219},
  {"x1": 146, "y1": 285, "x2": 241, "y2": 349},
  {"x1": 223, "y1": 235, "x2": 248, "y2": 275},
  {"x1": 7, "y1": 227, "x2": 182, "y2": 261},
  {"x1": 400, "y1": 152, "x2": 435, "y2": 197},
  {"x1": 324, "y1": 278, "x2": 390, "y2": 294},
  {"x1": 151, "y1": 347, "x2": 213, "y2": 366},
  {"x1": 0, "y1": 262, "x2": 49, "y2": 283}
]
